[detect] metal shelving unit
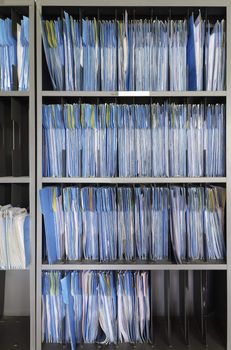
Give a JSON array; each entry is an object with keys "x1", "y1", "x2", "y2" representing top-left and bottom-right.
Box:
[
  {"x1": 36, "y1": 1, "x2": 231, "y2": 349},
  {"x1": 0, "y1": 177, "x2": 31, "y2": 183},
  {"x1": 0, "y1": 1, "x2": 35, "y2": 350}
]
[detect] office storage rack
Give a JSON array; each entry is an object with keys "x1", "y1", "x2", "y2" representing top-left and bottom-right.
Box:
[
  {"x1": 0, "y1": 1, "x2": 35, "y2": 350},
  {"x1": 36, "y1": 1, "x2": 231, "y2": 350}
]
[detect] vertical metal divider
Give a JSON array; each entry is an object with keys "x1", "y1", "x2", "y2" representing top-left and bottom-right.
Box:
[
  {"x1": 185, "y1": 270, "x2": 189, "y2": 345},
  {"x1": 0, "y1": 271, "x2": 5, "y2": 318},
  {"x1": 202, "y1": 270, "x2": 208, "y2": 346},
  {"x1": 150, "y1": 270, "x2": 155, "y2": 345},
  {"x1": 193, "y1": 270, "x2": 203, "y2": 342},
  {"x1": 226, "y1": 3, "x2": 231, "y2": 350},
  {"x1": 36, "y1": 2, "x2": 42, "y2": 350},
  {"x1": 29, "y1": 2, "x2": 36, "y2": 350},
  {"x1": 164, "y1": 270, "x2": 171, "y2": 346},
  {"x1": 179, "y1": 270, "x2": 189, "y2": 345},
  {"x1": 11, "y1": 8, "x2": 20, "y2": 91}
]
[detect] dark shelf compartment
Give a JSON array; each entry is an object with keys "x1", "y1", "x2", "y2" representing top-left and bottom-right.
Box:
[
  {"x1": 0, "y1": 316, "x2": 30, "y2": 350},
  {"x1": 0, "y1": 97, "x2": 29, "y2": 177}
]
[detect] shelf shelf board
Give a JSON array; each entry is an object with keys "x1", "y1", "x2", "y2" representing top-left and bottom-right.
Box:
[
  {"x1": 39, "y1": 0, "x2": 230, "y2": 7},
  {"x1": 41, "y1": 316, "x2": 225, "y2": 350},
  {"x1": 0, "y1": 268, "x2": 29, "y2": 271},
  {"x1": 41, "y1": 177, "x2": 226, "y2": 184},
  {"x1": 41, "y1": 90, "x2": 227, "y2": 98},
  {"x1": 0, "y1": 91, "x2": 29, "y2": 97},
  {"x1": 0, "y1": 0, "x2": 33, "y2": 5},
  {"x1": 0, "y1": 177, "x2": 30, "y2": 184},
  {"x1": 0, "y1": 317, "x2": 30, "y2": 350},
  {"x1": 41, "y1": 262, "x2": 227, "y2": 271}
]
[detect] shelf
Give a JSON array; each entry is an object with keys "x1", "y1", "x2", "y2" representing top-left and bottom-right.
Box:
[
  {"x1": 42, "y1": 90, "x2": 227, "y2": 98},
  {"x1": 38, "y1": 0, "x2": 230, "y2": 7},
  {"x1": 41, "y1": 262, "x2": 227, "y2": 271},
  {"x1": 0, "y1": 0, "x2": 33, "y2": 5},
  {"x1": 0, "y1": 91, "x2": 29, "y2": 97},
  {"x1": 42, "y1": 177, "x2": 227, "y2": 184},
  {"x1": 0, "y1": 177, "x2": 30, "y2": 184}
]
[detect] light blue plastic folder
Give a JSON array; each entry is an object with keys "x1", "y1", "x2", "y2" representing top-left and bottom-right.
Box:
[
  {"x1": 24, "y1": 215, "x2": 30, "y2": 267},
  {"x1": 40, "y1": 187, "x2": 61, "y2": 264}
]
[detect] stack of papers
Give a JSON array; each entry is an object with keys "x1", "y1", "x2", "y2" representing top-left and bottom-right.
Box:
[
  {"x1": 150, "y1": 187, "x2": 169, "y2": 260},
  {"x1": 99, "y1": 20, "x2": 117, "y2": 90},
  {"x1": 169, "y1": 20, "x2": 187, "y2": 91},
  {"x1": 204, "y1": 186, "x2": 226, "y2": 260},
  {"x1": 169, "y1": 103, "x2": 187, "y2": 176},
  {"x1": 204, "y1": 104, "x2": 225, "y2": 176},
  {"x1": 170, "y1": 186, "x2": 187, "y2": 263},
  {"x1": 151, "y1": 103, "x2": 169, "y2": 177},
  {"x1": 0, "y1": 205, "x2": 30, "y2": 269},
  {"x1": 117, "y1": 187, "x2": 135, "y2": 260},
  {"x1": 42, "y1": 270, "x2": 150, "y2": 348},
  {"x1": 170, "y1": 185, "x2": 226, "y2": 263},
  {"x1": 41, "y1": 11, "x2": 225, "y2": 91},
  {"x1": 0, "y1": 16, "x2": 29, "y2": 91},
  {"x1": 186, "y1": 187, "x2": 204, "y2": 260},
  {"x1": 205, "y1": 20, "x2": 226, "y2": 91},
  {"x1": 42, "y1": 271, "x2": 64, "y2": 343},
  {"x1": 43, "y1": 102, "x2": 225, "y2": 178},
  {"x1": 63, "y1": 187, "x2": 82, "y2": 261},
  {"x1": 17, "y1": 16, "x2": 29, "y2": 91}
]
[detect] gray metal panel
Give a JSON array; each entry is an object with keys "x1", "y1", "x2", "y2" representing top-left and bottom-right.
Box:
[{"x1": 36, "y1": 2, "x2": 43, "y2": 349}]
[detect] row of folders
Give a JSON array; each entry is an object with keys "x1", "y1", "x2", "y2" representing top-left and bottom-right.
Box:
[
  {"x1": 42, "y1": 271, "x2": 150, "y2": 347},
  {"x1": 0, "y1": 16, "x2": 29, "y2": 91},
  {"x1": 40, "y1": 185, "x2": 226, "y2": 264},
  {"x1": 42, "y1": 11, "x2": 225, "y2": 91},
  {"x1": 43, "y1": 102, "x2": 225, "y2": 177}
]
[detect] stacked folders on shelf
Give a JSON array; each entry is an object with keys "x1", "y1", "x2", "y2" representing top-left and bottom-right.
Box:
[
  {"x1": 40, "y1": 185, "x2": 226, "y2": 264},
  {"x1": 42, "y1": 102, "x2": 225, "y2": 177},
  {"x1": 42, "y1": 11, "x2": 225, "y2": 91},
  {"x1": 0, "y1": 16, "x2": 29, "y2": 91},
  {"x1": 42, "y1": 271, "x2": 150, "y2": 348},
  {"x1": 0, "y1": 205, "x2": 30, "y2": 269}
]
